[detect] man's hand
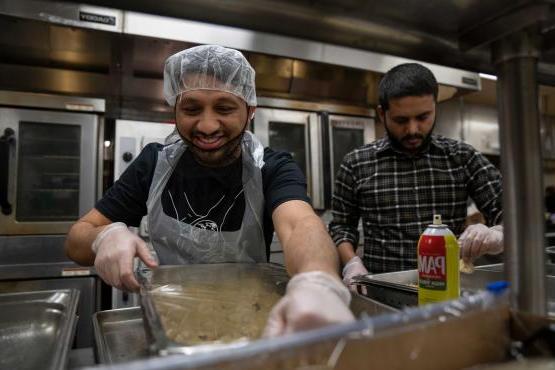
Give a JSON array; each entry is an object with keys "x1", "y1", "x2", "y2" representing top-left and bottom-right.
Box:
[
  {"x1": 459, "y1": 224, "x2": 503, "y2": 263},
  {"x1": 263, "y1": 271, "x2": 354, "y2": 337},
  {"x1": 92, "y1": 222, "x2": 158, "y2": 292},
  {"x1": 342, "y1": 256, "x2": 368, "y2": 293}
]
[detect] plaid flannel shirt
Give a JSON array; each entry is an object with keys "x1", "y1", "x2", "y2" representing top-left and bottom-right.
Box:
[{"x1": 329, "y1": 134, "x2": 503, "y2": 273}]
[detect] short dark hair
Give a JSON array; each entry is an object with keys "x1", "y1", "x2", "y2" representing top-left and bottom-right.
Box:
[{"x1": 378, "y1": 63, "x2": 438, "y2": 111}]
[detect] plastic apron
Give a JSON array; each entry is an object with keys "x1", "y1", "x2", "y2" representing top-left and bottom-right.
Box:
[{"x1": 146, "y1": 131, "x2": 267, "y2": 265}]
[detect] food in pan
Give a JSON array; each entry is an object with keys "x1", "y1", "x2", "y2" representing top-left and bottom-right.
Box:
[
  {"x1": 459, "y1": 259, "x2": 475, "y2": 274},
  {"x1": 149, "y1": 277, "x2": 283, "y2": 345}
]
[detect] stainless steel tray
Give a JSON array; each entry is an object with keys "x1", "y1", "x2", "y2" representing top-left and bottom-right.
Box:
[
  {"x1": 93, "y1": 295, "x2": 397, "y2": 364},
  {"x1": 139, "y1": 263, "x2": 291, "y2": 355},
  {"x1": 352, "y1": 269, "x2": 420, "y2": 308},
  {"x1": 93, "y1": 307, "x2": 150, "y2": 364},
  {"x1": 0, "y1": 289, "x2": 80, "y2": 370},
  {"x1": 353, "y1": 263, "x2": 555, "y2": 314},
  {"x1": 139, "y1": 263, "x2": 399, "y2": 356}
]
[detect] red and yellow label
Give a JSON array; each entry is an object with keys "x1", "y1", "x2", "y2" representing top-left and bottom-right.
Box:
[
  {"x1": 418, "y1": 235, "x2": 447, "y2": 290},
  {"x1": 417, "y1": 230, "x2": 460, "y2": 305}
]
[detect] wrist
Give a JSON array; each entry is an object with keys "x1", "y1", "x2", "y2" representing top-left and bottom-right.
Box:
[
  {"x1": 338, "y1": 242, "x2": 357, "y2": 266},
  {"x1": 288, "y1": 271, "x2": 351, "y2": 305},
  {"x1": 91, "y1": 222, "x2": 127, "y2": 254},
  {"x1": 490, "y1": 224, "x2": 503, "y2": 233}
]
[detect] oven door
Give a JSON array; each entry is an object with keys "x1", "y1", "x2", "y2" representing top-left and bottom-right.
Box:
[
  {"x1": 253, "y1": 108, "x2": 324, "y2": 209},
  {"x1": 0, "y1": 108, "x2": 98, "y2": 234},
  {"x1": 328, "y1": 114, "x2": 375, "y2": 190}
]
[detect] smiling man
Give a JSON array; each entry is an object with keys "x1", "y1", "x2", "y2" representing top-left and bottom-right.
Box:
[
  {"x1": 330, "y1": 63, "x2": 504, "y2": 286},
  {"x1": 65, "y1": 45, "x2": 353, "y2": 336}
]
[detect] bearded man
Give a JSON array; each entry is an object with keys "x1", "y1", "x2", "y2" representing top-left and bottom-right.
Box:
[{"x1": 330, "y1": 63, "x2": 504, "y2": 287}]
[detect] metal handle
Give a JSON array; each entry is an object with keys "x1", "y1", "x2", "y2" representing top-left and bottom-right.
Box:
[{"x1": 0, "y1": 127, "x2": 15, "y2": 215}]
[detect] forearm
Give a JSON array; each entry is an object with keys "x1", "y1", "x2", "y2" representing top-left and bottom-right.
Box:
[
  {"x1": 281, "y1": 214, "x2": 340, "y2": 278},
  {"x1": 337, "y1": 241, "x2": 357, "y2": 266},
  {"x1": 467, "y1": 152, "x2": 503, "y2": 226},
  {"x1": 64, "y1": 221, "x2": 107, "y2": 266}
]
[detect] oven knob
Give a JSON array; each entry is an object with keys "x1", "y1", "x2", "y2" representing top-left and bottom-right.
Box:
[{"x1": 122, "y1": 151, "x2": 134, "y2": 162}]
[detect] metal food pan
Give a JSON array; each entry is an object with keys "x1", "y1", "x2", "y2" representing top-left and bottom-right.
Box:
[
  {"x1": 0, "y1": 289, "x2": 79, "y2": 370},
  {"x1": 93, "y1": 307, "x2": 150, "y2": 364},
  {"x1": 138, "y1": 263, "x2": 399, "y2": 356},
  {"x1": 350, "y1": 291, "x2": 399, "y2": 317},
  {"x1": 354, "y1": 263, "x2": 555, "y2": 314},
  {"x1": 139, "y1": 263, "x2": 290, "y2": 355},
  {"x1": 352, "y1": 270, "x2": 418, "y2": 308},
  {"x1": 93, "y1": 294, "x2": 397, "y2": 364},
  {"x1": 350, "y1": 265, "x2": 500, "y2": 308}
]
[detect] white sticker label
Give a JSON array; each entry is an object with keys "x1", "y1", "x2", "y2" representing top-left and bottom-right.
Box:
[{"x1": 61, "y1": 268, "x2": 91, "y2": 277}]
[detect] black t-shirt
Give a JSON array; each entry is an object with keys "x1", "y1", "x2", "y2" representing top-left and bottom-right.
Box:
[{"x1": 96, "y1": 143, "x2": 310, "y2": 258}]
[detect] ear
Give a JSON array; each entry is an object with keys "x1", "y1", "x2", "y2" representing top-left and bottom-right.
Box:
[
  {"x1": 377, "y1": 105, "x2": 386, "y2": 124},
  {"x1": 248, "y1": 106, "x2": 257, "y2": 120}
]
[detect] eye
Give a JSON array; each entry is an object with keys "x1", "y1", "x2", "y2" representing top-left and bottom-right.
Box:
[
  {"x1": 215, "y1": 105, "x2": 236, "y2": 114},
  {"x1": 180, "y1": 106, "x2": 201, "y2": 115},
  {"x1": 393, "y1": 117, "x2": 409, "y2": 124},
  {"x1": 417, "y1": 113, "x2": 429, "y2": 121}
]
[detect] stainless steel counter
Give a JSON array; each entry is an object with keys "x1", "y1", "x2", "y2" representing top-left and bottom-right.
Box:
[{"x1": 0, "y1": 235, "x2": 95, "y2": 280}]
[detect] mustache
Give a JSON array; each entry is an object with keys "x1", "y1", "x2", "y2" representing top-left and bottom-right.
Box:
[
  {"x1": 401, "y1": 133, "x2": 425, "y2": 141},
  {"x1": 190, "y1": 129, "x2": 224, "y2": 139},
  {"x1": 179, "y1": 129, "x2": 243, "y2": 153}
]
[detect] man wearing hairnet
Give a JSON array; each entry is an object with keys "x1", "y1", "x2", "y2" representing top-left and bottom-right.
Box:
[{"x1": 65, "y1": 45, "x2": 354, "y2": 337}]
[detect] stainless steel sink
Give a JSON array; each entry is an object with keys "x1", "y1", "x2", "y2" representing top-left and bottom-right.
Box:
[{"x1": 0, "y1": 289, "x2": 79, "y2": 370}]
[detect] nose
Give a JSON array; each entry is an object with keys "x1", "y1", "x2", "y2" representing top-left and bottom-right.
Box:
[
  {"x1": 195, "y1": 110, "x2": 221, "y2": 136},
  {"x1": 407, "y1": 119, "x2": 419, "y2": 136}
]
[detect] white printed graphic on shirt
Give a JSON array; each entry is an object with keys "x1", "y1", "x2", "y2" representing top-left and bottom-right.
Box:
[{"x1": 167, "y1": 188, "x2": 244, "y2": 232}]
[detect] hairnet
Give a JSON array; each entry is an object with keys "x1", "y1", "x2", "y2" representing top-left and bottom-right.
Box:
[{"x1": 163, "y1": 45, "x2": 257, "y2": 107}]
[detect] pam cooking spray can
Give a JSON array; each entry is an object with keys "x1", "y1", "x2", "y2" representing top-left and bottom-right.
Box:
[{"x1": 417, "y1": 214, "x2": 460, "y2": 305}]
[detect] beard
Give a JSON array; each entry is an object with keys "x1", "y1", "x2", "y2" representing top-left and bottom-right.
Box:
[
  {"x1": 384, "y1": 118, "x2": 435, "y2": 154},
  {"x1": 177, "y1": 125, "x2": 246, "y2": 167}
]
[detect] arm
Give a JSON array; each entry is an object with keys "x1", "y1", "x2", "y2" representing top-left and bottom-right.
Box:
[
  {"x1": 329, "y1": 155, "x2": 361, "y2": 268},
  {"x1": 328, "y1": 154, "x2": 368, "y2": 285},
  {"x1": 65, "y1": 144, "x2": 159, "y2": 290},
  {"x1": 465, "y1": 149, "x2": 503, "y2": 226},
  {"x1": 64, "y1": 208, "x2": 112, "y2": 266},
  {"x1": 272, "y1": 200, "x2": 339, "y2": 277},
  {"x1": 65, "y1": 209, "x2": 157, "y2": 292},
  {"x1": 264, "y1": 200, "x2": 353, "y2": 337},
  {"x1": 260, "y1": 150, "x2": 353, "y2": 337},
  {"x1": 460, "y1": 147, "x2": 504, "y2": 261},
  {"x1": 338, "y1": 242, "x2": 357, "y2": 265}
]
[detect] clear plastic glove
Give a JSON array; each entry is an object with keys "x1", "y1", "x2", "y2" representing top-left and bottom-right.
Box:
[
  {"x1": 458, "y1": 224, "x2": 503, "y2": 263},
  {"x1": 92, "y1": 222, "x2": 158, "y2": 292},
  {"x1": 263, "y1": 271, "x2": 354, "y2": 338},
  {"x1": 342, "y1": 256, "x2": 368, "y2": 293}
]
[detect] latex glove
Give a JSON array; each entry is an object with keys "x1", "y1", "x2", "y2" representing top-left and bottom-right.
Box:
[
  {"x1": 92, "y1": 222, "x2": 158, "y2": 292},
  {"x1": 458, "y1": 224, "x2": 503, "y2": 263},
  {"x1": 263, "y1": 271, "x2": 354, "y2": 337},
  {"x1": 342, "y1": 256, "x2": 369, "y2": 293}
]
